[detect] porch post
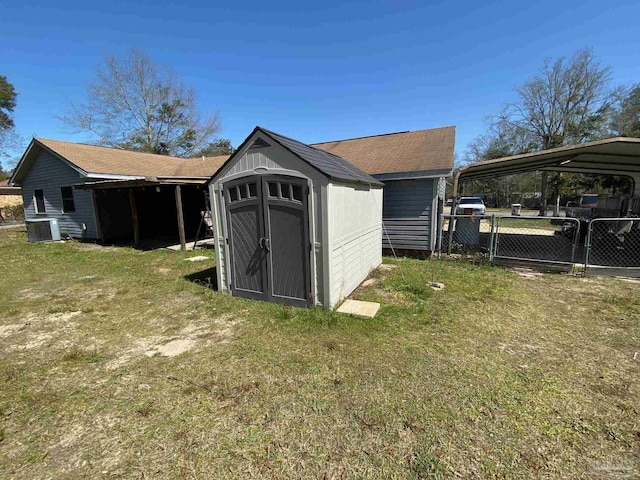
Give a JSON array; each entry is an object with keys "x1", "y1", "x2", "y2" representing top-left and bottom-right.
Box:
[
  {"x1": 175, "y1": 185, "x2": 187, "y2": 252},
  {"x1": 128, "y1": 189, "x2": 140, "y2": 246}
]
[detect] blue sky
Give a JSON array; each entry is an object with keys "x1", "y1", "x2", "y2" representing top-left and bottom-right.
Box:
[{"x1": 2, "y1": 0, "x2": 640, "y2": 163}]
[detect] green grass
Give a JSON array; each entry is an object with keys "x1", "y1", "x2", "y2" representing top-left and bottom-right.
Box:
[{"x1": 0, "y1": 227, "x2": 639, "y2": 479}]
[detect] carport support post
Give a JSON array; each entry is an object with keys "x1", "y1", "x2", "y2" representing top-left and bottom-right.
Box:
[
  {"x1": 175, "y1": 185, "x2": 187, "y2": 252},
  {"x1": 128, "y1": 189, "x2": 140, "y2": 247},
  {"x1": 539, "y1": 172, "x2": 548, "y2": 216}
]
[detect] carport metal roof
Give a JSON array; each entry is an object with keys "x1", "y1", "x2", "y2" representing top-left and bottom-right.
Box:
[{"x1": 458, "y1": 137, "x2": 640, "y2": 182}]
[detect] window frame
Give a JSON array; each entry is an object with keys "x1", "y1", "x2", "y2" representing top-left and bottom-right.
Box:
[
  {"x1": 60, "y1": 186, "x2": 76, "y2": 213},
  {"x1": 33, "y1": 189, "x2": 46, "y2": 214}
]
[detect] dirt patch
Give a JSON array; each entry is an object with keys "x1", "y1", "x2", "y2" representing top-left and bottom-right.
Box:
[
  {"x1": 3, "y1": 311, "x2": 83, "y2": 352},
  {"x1": 512, "y1": 267, "x2": 543, "y2": 278},
  {"x1": 107, "y1": 315, "x2": 239, "y2": 366},
  {"x1": 68, "y1": 242, "x2": 120, "y2": 252}
]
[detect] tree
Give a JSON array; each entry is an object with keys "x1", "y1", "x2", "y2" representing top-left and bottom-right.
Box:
[
  {"x1": 194, "y1": 138, "x2": 234, "y2": 157},
  {"x1": 467, "y1": 48, "x2": 614, "y2": 214},
  {"x1": 63, "y1": 48, "x2": 220, "y2": 158},
  {"x1": 0, "y1": 75, "x2": 24, "y2": 163},
  {"x1": 495, "y1": 48, "x2": 613, "y2": 150},
  {"x1": 610, "y1": 83, "x2": 640, "y2": 137},
  {"x1": 0, "y1": 75, "x2": 17, "y2": 131}
]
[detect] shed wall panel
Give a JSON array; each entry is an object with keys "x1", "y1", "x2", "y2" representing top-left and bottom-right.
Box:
[
  {"x1": 327, "y1": 183, "x2": 382, "y2": 307},
  {"x1": 21, "y1": 151, "x2": 98, "y2": 238}
]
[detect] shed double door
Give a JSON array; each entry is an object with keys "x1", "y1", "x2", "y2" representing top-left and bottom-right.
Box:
[{"x1": 224, "y1": 175, "x2": 311, "y2": 307}]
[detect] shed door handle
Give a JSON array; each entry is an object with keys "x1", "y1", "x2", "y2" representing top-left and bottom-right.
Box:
[{"x1": 263, "y1": 238, "x2": 271, "y2": 252}]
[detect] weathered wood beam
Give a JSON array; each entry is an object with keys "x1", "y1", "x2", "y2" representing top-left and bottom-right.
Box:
[
  {"x1": 175, "y1": 185, "x2": 186, "y2": 252},
  {"x1": 129, "y1": 189, "x2": 140, "y2": 246}
]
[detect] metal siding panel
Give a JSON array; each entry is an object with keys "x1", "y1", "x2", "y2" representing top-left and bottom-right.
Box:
[
  {"x1": 382, "y1": 179, "x2": 434, "y2": 250},
  {"x1": 21, "y1": 151, "x2": 97, "y2": 238}
]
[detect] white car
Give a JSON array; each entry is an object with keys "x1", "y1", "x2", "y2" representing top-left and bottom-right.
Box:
[{"x1": 456, "y1": 196, "x2": 486, "y2": 215}]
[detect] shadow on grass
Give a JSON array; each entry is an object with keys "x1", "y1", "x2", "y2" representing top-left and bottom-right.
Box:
[{"x1": 184, "y1": 266, "x2": 218, "y2": 291}]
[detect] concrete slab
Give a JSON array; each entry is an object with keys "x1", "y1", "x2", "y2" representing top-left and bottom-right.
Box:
[
  {"x1": 184, "y1": 256, "x2": 210, "y2": 262},
  {"x1": 336, "y1": 299, "x2": 380, "y2": 319},
  {"x1": 166, "y1": 238, "x2": 215, "y2": 251}
]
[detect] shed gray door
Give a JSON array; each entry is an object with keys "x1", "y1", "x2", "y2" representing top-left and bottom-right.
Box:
[
  {"x1": 224, "y1": 175, "x2": 311, "y2": 307},
  {"x1": 225, "y1": 177, "x2": 268, "y2": 301},
  {"x1": 263, "y1": 177, "x2": 311, "y2": 307}
]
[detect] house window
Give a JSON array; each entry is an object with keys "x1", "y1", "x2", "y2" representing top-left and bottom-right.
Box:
[
  {"x1": 61, "y1": 186, "x2": 76, "y2": 213},
  {"x1": 34, "y1": 189, "x2": 46, "y2": 214}
]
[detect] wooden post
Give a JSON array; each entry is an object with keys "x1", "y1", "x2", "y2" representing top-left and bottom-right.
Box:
[
  {"x1": 129, "y1": 189, "x2": 140, "y2": 246},
  {"x1": 539, "y1": 172, "x2": 548, "y2": 217},
  {"x1": 175, "y1": 185, "x2": 186, "y2": 252}
]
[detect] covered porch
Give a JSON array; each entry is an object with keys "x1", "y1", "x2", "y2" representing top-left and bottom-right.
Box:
[{"x1": 77, "y1": 178, "x2": 211, "y2": 251}]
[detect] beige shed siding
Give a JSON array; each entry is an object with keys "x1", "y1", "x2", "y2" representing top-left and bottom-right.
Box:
[
  {"x1": 210, "y1": 133, "x2": 329, "y2": 305},
  {"x1": 327, "y1": 182, "x2": 383, "y2": 307}
]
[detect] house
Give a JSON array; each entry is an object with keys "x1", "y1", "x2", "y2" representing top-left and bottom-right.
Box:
[
  {"x1": 312, "y1": 126, "x2": 455, "y2": 251},
  {"x1": 10, "y1": 138, "x2": 229, "y2": 247},
  {"x1": 208, "y1": 127, "x2": 384, "y2": 308}
]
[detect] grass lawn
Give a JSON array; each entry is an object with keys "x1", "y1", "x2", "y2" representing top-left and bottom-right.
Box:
[{"x1": 1, "y1": 227, "x2": 639, "y2": 479}]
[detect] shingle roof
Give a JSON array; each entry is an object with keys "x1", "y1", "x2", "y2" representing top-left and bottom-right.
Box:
[
  {"x1": 311, "y1": 126, "x2": 455, "y2": 175},
  {"x1": 259, "y1": 128, "x2": 384, "y2": 186},
  {"x1": 25, "y1": 138, "x2": 229, "y2": 179}
]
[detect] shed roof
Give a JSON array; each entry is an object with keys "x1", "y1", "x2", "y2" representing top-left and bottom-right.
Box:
[
  {"x1": 211, "y1": 127, "x2": 383, "y2": 186},
  {"x1": 10, "y1": 138, "x2": 230, "y2": 184},
  {"x1": 311, "y1": 126, "x2": 455, "y2": 175},
  {"x1": 260, "y1": 128, "x2": 383, "y2": 186}
]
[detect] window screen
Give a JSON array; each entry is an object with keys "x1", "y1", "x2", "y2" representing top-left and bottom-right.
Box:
[
  {"x1": 61, "y1": 186, "x2": 76, "y2": 213},
  {"x1": 34, "y1": 189, "x2": 46, "y2": 214}
]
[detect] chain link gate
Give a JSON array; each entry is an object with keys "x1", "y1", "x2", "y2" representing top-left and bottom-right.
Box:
[
  {"x1": 492, "y1": 216, "x2": 581, "y2": 271},
  {"x1": 585, "y1": 218, "x2": 640, "y2": 277}
]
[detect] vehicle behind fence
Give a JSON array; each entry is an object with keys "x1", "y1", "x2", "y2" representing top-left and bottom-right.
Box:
[{"x1": 438, "y1": 214, "x2": 640, "y2": 277}]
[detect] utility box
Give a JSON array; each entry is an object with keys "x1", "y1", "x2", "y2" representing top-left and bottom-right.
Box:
[{"x1": 26, "y1": 218, "x2": 61, "y2": 242}]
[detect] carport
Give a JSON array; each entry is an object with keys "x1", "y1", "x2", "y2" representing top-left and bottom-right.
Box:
[
  {"x1": 452, "y1": 137, "x2": 640, "y2": 212},
  {"x1": 446, "y1": 137, "x2": 640, "y2": 276}
]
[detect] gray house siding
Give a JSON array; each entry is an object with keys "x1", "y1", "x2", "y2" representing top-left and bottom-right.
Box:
[
  {"x1": 21, "y1": 151, "x2": 98, "y2": 238},
  {"x1": 378, "y1": 178, "x2": 435, "y2": 251}
]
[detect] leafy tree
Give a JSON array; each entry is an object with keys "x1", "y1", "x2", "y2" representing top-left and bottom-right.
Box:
[
  {"x1": 194, "y1": 138, "x2": 234, "y2": 157},
  {"x1": 63, "y1": 48, "x2": 220, "y2": 158},
  {"x1": 610, "y1": 83, "x2": 640, "y2": 137},
  {"x1": 0, "y1": 75, "x2": 17, "y2": 131},
  {"x1": 0, "y1": 75, "x2": 24, "y2": 162}
]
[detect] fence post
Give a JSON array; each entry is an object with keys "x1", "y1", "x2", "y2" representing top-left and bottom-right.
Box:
[
  {"x1": 488, "y1": 214, "x2": 496, "y2": 262},
  {"x1": 583, "y1": 219, "x2": 593, "y2": 275},
  {"x1": 569, "y1": 218, "x2": 579, "y2": 267},
  {"x1": 437, "y1": 213, "x2": 444, "y2": 259}
]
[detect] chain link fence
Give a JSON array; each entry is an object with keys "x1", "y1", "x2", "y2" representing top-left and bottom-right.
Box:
[
  {"x1": 437, "y1": 215, "x2": 494, "y2": 257},
  {"x1": 585, "y1": 218, "x2": 640, "y2": 277},
  {"x1": 437, "y1": 214, "x2": 640, "y2": 277}
]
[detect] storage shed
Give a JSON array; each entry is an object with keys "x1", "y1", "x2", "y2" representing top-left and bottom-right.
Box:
[{"x1": 208, "y1": 127, "x2": 384, "y2": 308}]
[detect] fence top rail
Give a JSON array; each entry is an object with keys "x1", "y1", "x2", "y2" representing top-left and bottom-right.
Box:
[
  {"x1": 441, "y1": 214, "x2": 494, "y2": 219},
  {"x1": 589, "y1": 217, "x2": 640, "y2": 223},
  {"x1": 496, "y1": 215, "x2": 580, "y2": 222}
]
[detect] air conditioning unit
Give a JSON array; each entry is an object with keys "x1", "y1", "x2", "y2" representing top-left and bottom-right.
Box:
[{"x1": 25, "y1": 218, "x2": 62, "y2": 243}]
